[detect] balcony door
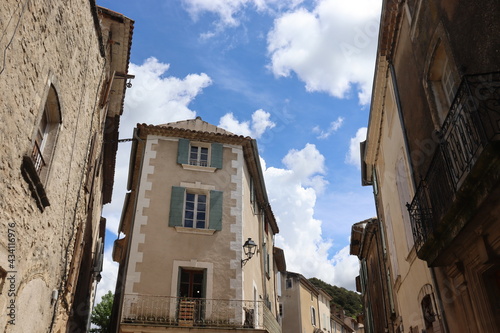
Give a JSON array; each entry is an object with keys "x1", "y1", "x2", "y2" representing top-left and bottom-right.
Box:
[
  {"x1": 179, "y1": 269, "x2": 205, "y2": 298},
  {"x1": 178, "y1": 268, "x2": 206, "y2": 325}
]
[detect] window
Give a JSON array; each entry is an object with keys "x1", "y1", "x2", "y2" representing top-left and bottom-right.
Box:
[
  {"x1": 311, "y1": 306, "x2": 316, "y2": 326},
  {"x1": 169, "y1": 186, "x2": 223, "y2": 231},
  {"x1": 184, "y1": 192, "x2": 207, "y2": 228},
  {"x1": 189, "y1": 145, "x2": 209, "y2": 167},
  {"x1": 179, "y1": 268, "x2": 205, "y2": 298},
  {"x1": 428, "y1": 40, "x2": 458, "y2": 124},
  {"x1": 395, "y1": 156, "x2": 415, "y2": 251},
  {"x1": 21, "y1": 84, "x2": 61, "y2": 210},
  {"x1": 286, "y1": 278, "x2": 292, "y2": 289},
  {"x1": 177, "y1": 138, "x2": 223, "y2": 170},
  {"x1": 263, "y1": 242, "x2": 270, "y2": 277},
  {"x1": 32, "y1": 85, "x2": 61, "y2": 178}
]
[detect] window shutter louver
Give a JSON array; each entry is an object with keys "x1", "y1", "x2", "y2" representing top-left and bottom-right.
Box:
[
  {"x1": 177, "y1": 138, "x2": 189, "y2": 164},
  {"x1": 209, "y1": 190, "x2": 223, "y2": 230},
  {"x1": 210, "y1": 143, "x2": 223, "y2": 169},
  {"x1": 169, "y1": 186, "x2": 185, "y2": 227}
]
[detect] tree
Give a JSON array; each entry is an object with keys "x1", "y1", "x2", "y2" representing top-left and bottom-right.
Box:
[{"x1": 90, "y1": 291, "x2": 113, "y2": 333}]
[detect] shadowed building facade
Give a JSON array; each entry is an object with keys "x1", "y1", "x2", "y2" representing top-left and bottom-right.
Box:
[{"x1": 355, "y1": 0, "x2": 500, "y2": 332}]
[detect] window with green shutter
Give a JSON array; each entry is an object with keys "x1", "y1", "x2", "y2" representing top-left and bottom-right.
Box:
[
  {"x1": 169, "y1": 186, "x2": 223, "y2": 231},
  {"x1": 177, "y1": 139, "x2": 223, "y2": 170}
]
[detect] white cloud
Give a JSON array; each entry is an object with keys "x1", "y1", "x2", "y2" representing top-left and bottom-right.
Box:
[
  {"x1": 313, "y1": 116, "x2": 344, "y2": 139},
  {"x1": 263, "y1": 144, "x2": 356, "y2": 289},
  {"x1": 267, "y1": 0, "x2": 381, "y2": 104},
  {"x1": 123, "y1": 57, "x2": 212, "y2": 135},
  {"x1": 346, "y1": 127, "x2": 367, "y2": 169},
  {"x1": 182, "y1": 0, "x2": 304, "y2": 32},
  {"x1": 218, "y1": 109, "x2": 276, "y2": 138}
]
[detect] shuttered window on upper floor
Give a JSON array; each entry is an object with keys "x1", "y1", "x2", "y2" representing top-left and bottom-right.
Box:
[
  {"x1": 177, "y1": 138, "x2": 223, "y2": 170},
  {"x1": 169, "y1": 186, "x2": 223, "y2": 231}
]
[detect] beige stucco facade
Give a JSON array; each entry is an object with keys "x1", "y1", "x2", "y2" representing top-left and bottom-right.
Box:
[
  {"x1": 0, "y1": 1, "x2": 133, "y2": 332},
  {"x1": 280, "y1": 271, "x2": 331, "y2": 333},
  {"x1": 112, "y1": 119, "x2": 281, "y2": 333},
  {"x1": 362, "y1": 63, "x2": 443, "y2": 333}
]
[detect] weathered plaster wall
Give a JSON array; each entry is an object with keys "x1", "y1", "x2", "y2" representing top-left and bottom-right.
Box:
[{"x1": 0, "y1": 0, "x2": 109, "y2": 331}]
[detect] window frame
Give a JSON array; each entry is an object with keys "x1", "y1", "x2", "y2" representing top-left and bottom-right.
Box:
[
  {"x1": 183, "y1": 191, "x2": 208, "y2": 229},
  {"x1": 311, "y1": 306, "x2": 316, "y2": 326},
  {"x1": 177, "y1": 139, "x2": 223, "y2": 172},
  {"x1": 189, "y1": 143, "x2": 210, "y2": 167},
  {"x1": 169, "y1": 185, "x2": 223, "y2": 233},
  {"x1": 32, "y1": 84, "x2": 62, "y2": 182}
]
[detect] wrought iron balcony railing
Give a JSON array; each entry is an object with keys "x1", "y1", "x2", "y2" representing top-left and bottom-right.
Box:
[
  {"x1": 31, "y1": 141, "x2": 46, "y2": 175},
  {"x1": 408, "y1": 72, "x2": 500, "y2": 252},
  {"x1": 121, "y1": 294, "x2": 268, "y2": 329}
]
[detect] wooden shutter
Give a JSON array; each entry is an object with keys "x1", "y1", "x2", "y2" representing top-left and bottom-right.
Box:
[
  {"x1": 177, "y1": 138, "x2": 189, "y2": 164},
  {"x1": 210, "y1": 143, "x2": 223, "y2": 169},
  {"x1": 169, "y1": 186, "x2": 185, "y2": 227},
  {"x1": 208, "y1": 190, "x2": 223, "y2": 230}
]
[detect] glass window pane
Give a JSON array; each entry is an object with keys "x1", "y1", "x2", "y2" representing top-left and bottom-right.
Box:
[
  {"x1": 184, "y1": 219, "x2": 193, "y2": 228},
  {"x1": 193, "y1": 272, "x2": 204, "y2": 283},
  {"x1": 198, "y1": 195, "x2": 206, "y2": 203},
  {"x1": 196, "y1": 220, "x2": 205, "y2": 229}
]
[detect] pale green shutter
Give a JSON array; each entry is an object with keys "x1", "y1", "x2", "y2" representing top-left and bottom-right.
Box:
[
  {"x1": 209, "y1": 190, "x2": 223, "y2": 230},
  {"x1": 169, "y1": 186, "x2": 185, "y2": 227},
  {"x1": 177, "y1": 138, "x2": 189, "y2": 164},
  {"x1": 210, "y1": 143, "x2": 223, "y2": 169}
]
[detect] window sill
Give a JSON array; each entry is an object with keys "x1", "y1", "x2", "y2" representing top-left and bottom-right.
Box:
[
  {"x1": 174, "y1": 226, "x2": 216, "y2": 235},
  {"x1": 181, "y1": 164, "x2": 216, "y2": 173}
]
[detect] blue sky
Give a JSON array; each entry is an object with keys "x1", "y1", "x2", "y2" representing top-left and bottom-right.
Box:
[{"x1": 97, "y1": 0, "x2": 381, "y2": 301}]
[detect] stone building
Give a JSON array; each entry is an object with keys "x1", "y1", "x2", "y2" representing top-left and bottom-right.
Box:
[
  {"x1": 110, "y1": 118, "x2": 282, "y2": 333},
  {"x1": 0, "y1": 1, "x2": 133, "y2": 332},
  {"x1": 355, "y1": 0, "x2": 500, "y2": 332}
]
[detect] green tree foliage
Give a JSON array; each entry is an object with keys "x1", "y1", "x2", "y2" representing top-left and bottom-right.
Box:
[
  {"x1": 90, "y1": 291, "x2": 114, "y2": 333},
  {"x1": 308, "y1": 278, "x2": 362, "y2": 318}
]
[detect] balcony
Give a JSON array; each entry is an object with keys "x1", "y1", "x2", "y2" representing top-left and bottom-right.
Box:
[
  {"x1": 408, "y1": 72, "x2": 500, "y2": 265},
  {"x1": 120, "y1": 294, "x2": 281, "y2": 332}
]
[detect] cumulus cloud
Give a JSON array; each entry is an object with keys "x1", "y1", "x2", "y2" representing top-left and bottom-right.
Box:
[
  {"x1": 267, "y1": 0, "x2": 381, "y2": 104},
  {"x1": 263, "y1": 144, "x2": 356, "y2": 288},
  {"x1": 313, "y1": 116, "x2": 344, "y2": 139},
  {"x1": 218, "y1": 109, "x2": 276, "y2": 138},
  {"x1": 122, "y1": 57, "x2": 212, "y2": 134},
  {"x1": 182, "y1": 0, "x2": 304, "y2": 28},
  {"x1": 346, "y1": 127, "x2": 367, "y2": 169}
]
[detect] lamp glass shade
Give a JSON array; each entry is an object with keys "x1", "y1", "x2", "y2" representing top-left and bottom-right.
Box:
[{"x1": 243, "y1": 238, "x2": 257, "y2": 258}]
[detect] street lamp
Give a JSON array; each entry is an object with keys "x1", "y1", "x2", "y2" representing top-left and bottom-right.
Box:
[{"x1": 241, "y1": 238, "x2": 257, "y2": 266}]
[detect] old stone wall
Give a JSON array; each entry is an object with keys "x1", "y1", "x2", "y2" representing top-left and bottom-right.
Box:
[{"x1": 0, "y1": 0, "x2": 110, "y2": 332}]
